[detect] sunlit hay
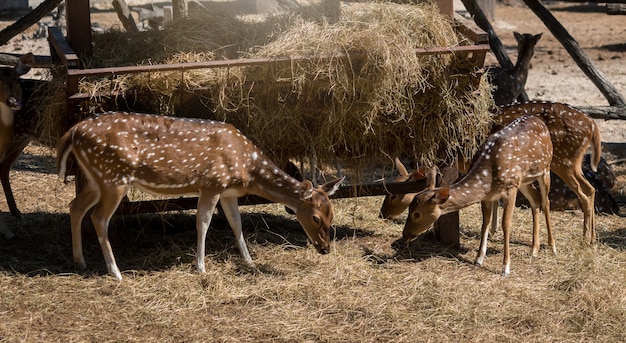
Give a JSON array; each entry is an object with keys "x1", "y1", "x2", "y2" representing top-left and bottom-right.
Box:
[
  {"x1": 210, "y1": 1, "x2": 494, "y2": 172},
  {"x1": 29, "y1": 68, "x2": 68, "y2": 148}
]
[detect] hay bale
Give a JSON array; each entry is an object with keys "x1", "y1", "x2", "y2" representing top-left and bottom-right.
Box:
[{"x1": 38, "y1": 0, "x2": 493, "y2": 179}]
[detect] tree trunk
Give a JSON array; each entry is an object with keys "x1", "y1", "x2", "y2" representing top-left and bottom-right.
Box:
[
  {"x1": 0, "y1": 0, "x2": 63, "y2": 46},
  {"x1": 522, "y1": 0, "x2": 626, "y2": 107}
]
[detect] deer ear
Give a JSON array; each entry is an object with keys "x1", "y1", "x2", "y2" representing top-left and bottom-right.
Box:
[
  {"x1": 514, "y1": 31, "x2": 522, "y2": 41},
  {"x1": 322, "y1": 176, "x2": 344, "y2": 197},
  {"x1": 16, "y1": 53, "x2": 33, "y2": 76},
  {"x1": 394, "y1": 157, "x2": 409, "y2": 177},
  {"x1": 432, "y1": 187, "x2": 450, "y2": 204},
  {"x1": 299, "y1": 180, "x2": 314, "y2": 200},
  {"x1": 426, "y1": 166, "x2": 438, "y2": 190}
]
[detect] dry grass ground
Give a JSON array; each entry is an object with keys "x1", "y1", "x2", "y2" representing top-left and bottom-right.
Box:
[
  {"x1": 0, "y1": 143, "x2": 624, "y2": 342},
  {"x1": 1, "y1": 1, "x2": 626, "y2": 342}
]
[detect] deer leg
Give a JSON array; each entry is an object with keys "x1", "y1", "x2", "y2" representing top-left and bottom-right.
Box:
[
  {"x1": 196, "y1": 191, "x2": 221, "y2": 274},
  {"x1": 219, "y1": 196, "x2": 254, "y2": 266},
  {"x1": 518, "y1": 184, "x2": 542, "y2": 257},
  {"x1": 89, "y1": 186, "x2": 128, "y2": 281},
  {"x1": 500, "y1": 190, "x2": 517, "y2": 277},
  {"x1": 475, "y1": 200, "x2": 496, "y2": 267},
  {"x1": 0, "y1": 143, "x2": 29, "y2": 218},
  {"x1": 68, "y1": 178, "x2": 101, "y2": 271},
  {"x1": 554, "y1": 168, "x2": 596, "y2": 244},
  {"x1": 538, "y1": 172, "x2": 556, "y2": 254},
  {"x1": 489, "y1": 200, "x2": 499, "y2": 236}
]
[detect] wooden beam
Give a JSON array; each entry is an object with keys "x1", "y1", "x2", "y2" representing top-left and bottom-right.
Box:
[
  {"x1": 112, "y1": 0, "x2": 139, "y2": 32},
  {"x1": 578, "y1": 106, "x2": 626, "y2": 120},
  {"x1": 115, "y1": 179, "x2": 430, "y2": 215},
  {"x1": 0, "y1": 0, "x2": 63, "y2": 46}
]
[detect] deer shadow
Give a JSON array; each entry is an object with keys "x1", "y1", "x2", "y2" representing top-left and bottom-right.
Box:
[{"x1": 0, "y1": 209, "x2": 369, "y2": 277}]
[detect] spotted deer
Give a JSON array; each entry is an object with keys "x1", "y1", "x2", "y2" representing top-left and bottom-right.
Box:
[
  {"x1": 383, "y1": 102, "x2": 601, "y2": 244},
  {"x1": 494, "y1": 102, "x2": 601, "y2": 243},
  {"x1": 488, "y1": 32, "x2": 542, "y2": 106},
  {"x1": 56, "y1": 112, "x2": 344, "y2": 280},
  {"x1": 402, "y1": 115, "x2": 555, "y2": 276},
  {"x1": 0, "y1": 53, "x2": 34, "y2": 239}
]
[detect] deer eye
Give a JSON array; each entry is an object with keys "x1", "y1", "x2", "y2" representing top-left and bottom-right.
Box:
[
  {"x1": 412, "y1": 212, "x2": 421, "y2": 220},
  {"x1": 312, "y1": 215, "x2": 320, "y2": 224}
]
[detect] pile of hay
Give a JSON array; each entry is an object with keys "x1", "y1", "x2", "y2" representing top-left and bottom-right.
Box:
[{"x1": 36, "y1": 0, "x2": 494, "y2": 178}]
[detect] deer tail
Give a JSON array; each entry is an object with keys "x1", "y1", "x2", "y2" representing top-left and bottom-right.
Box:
[
  {"x1": 56, "y1": 129, "x2": 75, "y2": 181},
  {"x1": 590, "y1": 121, "x2": 601, "y2": 173}
]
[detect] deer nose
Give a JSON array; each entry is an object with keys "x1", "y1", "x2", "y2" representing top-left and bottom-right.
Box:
[{"x1": 6, "y1": 97, "x2": 22, "y2": 110}]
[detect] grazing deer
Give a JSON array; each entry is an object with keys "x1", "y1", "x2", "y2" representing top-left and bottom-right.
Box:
[
  {"x1": 402, "y1": 115, "x2": 555, "y2": 276},
  {"x1": 383, "y1": 102, "x2": 601, "y2": 244},
  {"x1": 379, "y1": 157, "x2": 428, "y2": 219},
  {"x1": 57, "y1": 112, "x2": 344, "y2": 280},
  {"x1": 0, "y1": 53, "x2": 34, "y2": 239},
  {"x1": 488, "y1": 32, "x2": 542, "y2": 105}
]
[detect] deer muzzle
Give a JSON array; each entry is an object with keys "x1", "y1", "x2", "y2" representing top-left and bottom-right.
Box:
[{"x1": 5, "y1": 97, "x2": 22, "y2": 110}]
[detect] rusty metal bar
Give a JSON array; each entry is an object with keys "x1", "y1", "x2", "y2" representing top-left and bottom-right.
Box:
[
  {"x1": 115, "y1": 179, "x2": 428, "y2": 215},
  {"x1": 66, "y1": 45, "x2": 490, "y2": 79}
]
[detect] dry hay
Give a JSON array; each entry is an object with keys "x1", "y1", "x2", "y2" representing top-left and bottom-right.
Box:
[{"x1": 35, "y1": 0, "x2": 493, "y2": 179}]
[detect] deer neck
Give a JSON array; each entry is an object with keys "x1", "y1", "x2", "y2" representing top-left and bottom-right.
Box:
[
  {"x1": 440, "y1": 170, "x2": 493, "y2": 214},
  {"x1": 245, "y1": 155, "x2": 304, "y2": 211},
  {"x1": 512, "y1": 48, "x2": 535, "y2": 82}
]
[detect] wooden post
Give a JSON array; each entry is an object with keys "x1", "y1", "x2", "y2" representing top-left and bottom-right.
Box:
[
  {"x1": 64, "y1": 0, "x2": 92, "y2": 60},
  {"x1": 112, "y1": 0, "x2": 139, "y2": 32},
  {"x1": 434, "y1": 161, "x2": 461, "y2": 248},
  {"x1": 173, "y1": 0, "x2": 188, "y2": 19},
  {"x1": 437, "y1": 0, "x2": 454, "y2": 18}
]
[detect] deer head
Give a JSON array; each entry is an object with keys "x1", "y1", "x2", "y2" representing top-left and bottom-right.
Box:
[
  {"x1": 0, "y1": 53, "x2": 34, "y2": 160},
  {"x1": 379, "y1": 157, "x2": 428, "y2": 219}
]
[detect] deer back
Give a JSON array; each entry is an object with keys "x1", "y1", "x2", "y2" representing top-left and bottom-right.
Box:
[{"x1": 492, "y1": 101, "x2": 601, "y2": 172}]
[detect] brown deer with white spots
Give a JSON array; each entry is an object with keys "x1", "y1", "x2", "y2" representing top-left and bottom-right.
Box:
[
  {"x1": 488, "y1": 32, "x2": 542, "y2": 106},
  {"x1": 402, "y1": 115, "x2": 555, "y2": 276},
  {"x1": 379, "y1": 157, "x2": 428, "y2": 220},
  {"x1": 494, "y1": 101, "x2": 601, "y2": 243},
  {"x1": 0, "y1": 53, "x2": 34, "y2": 239},
  {"x1": 56, "y1": 112, "x2": 344, "y2": 280}
]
